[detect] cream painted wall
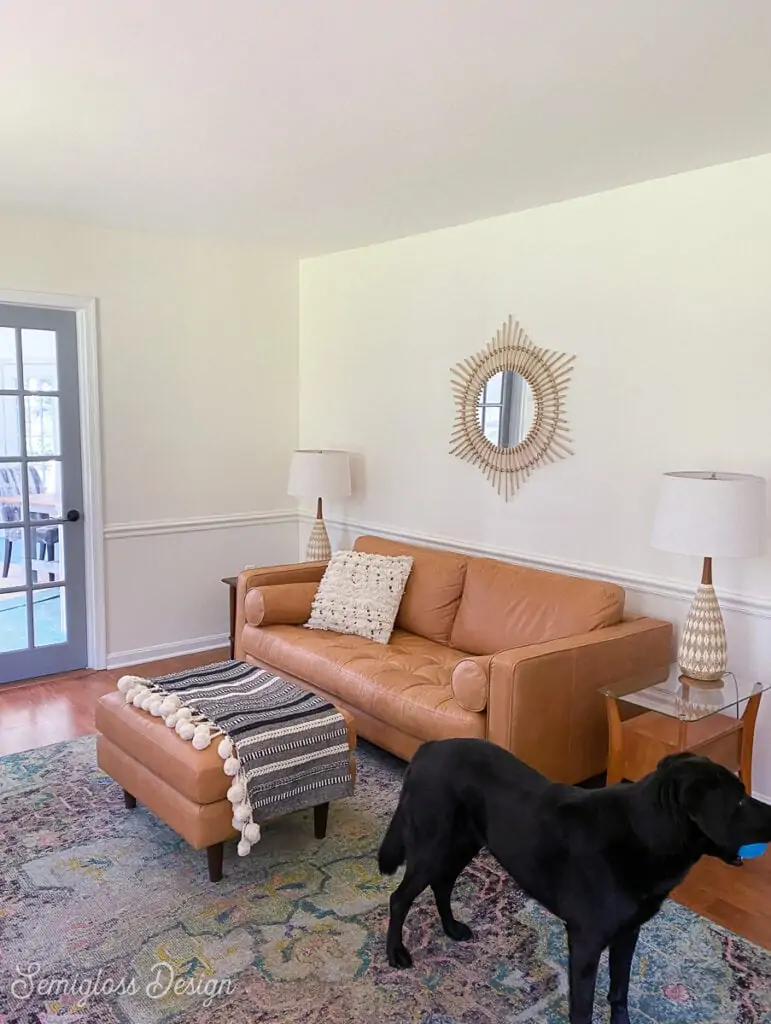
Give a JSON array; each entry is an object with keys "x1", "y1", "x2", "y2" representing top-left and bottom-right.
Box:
[
  {"x1": 299, "y1": 154, "x2": 771, "y2": 797},
  {"x1": 105, "y1": 519, "x2": 294, "y2": 661},
  {"x1": 0, "y1": 215, "x2": 299, "y2": 659}
]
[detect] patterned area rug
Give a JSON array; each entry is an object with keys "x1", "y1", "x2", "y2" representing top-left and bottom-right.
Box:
[{"x1": 0, "y1": 737, "x2": 769, "y2": 1024}]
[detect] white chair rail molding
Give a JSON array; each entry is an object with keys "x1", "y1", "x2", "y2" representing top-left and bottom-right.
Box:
[{"x1": 652, "y1": 471, "x2": 767, "y2": 682}]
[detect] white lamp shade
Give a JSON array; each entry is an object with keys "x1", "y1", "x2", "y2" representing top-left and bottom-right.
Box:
[
  {"x1": 287, "y1": 449, "x2": 351, "y2": 500},
  {"x1": 652, "y1": 472, "x2": 766, "y2": 558}
]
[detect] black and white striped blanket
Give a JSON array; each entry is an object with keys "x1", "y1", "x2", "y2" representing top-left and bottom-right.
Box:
[{"x1": 116, "y1": 660, "x2": 354, "y2": 856}]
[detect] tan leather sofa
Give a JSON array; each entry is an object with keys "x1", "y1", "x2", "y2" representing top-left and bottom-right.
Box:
[{"x1": 235, "y1": 536, "x2": 672, "y2": 783}]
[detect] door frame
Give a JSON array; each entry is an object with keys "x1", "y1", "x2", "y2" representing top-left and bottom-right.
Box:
[{"x1": 0, "y1": 289, "x2": 106, "y2": 670}]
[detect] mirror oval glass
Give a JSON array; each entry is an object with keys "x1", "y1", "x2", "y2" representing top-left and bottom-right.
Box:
[{"x1": 476, "y1": 371, "x2": 535, "y2": 448}]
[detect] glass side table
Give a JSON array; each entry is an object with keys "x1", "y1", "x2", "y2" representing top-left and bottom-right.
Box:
[{"x1": 600, "y1": 667, "x2": 770, "y2": 791}]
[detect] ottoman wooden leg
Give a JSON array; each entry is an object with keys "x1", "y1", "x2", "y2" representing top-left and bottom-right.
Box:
[
  {"x1": 207, "y1": 842, "x2": 224, "y2": 883},
  {"x1": 123, "y1": 790, "x2": 137, "y2": 809},
  {"x1": 314, "y1": 802, "x2": 330, "y2": 839}
]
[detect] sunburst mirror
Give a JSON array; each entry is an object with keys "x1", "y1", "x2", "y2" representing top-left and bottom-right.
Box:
[{"x1": 450, "y1": 316, "x2": 575, "y2": 500}]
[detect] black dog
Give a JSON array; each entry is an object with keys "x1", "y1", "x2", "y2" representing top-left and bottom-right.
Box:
[{"x1": 378, "y1": 738, "x2": 771, "y2": 1024}]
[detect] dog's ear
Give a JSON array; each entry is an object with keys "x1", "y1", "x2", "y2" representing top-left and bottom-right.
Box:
[
  {"x1": 671, "y1": 767, "x2": 736, "y2": 848},
  {"x1": 679, "y1": 780, "x2": 722, "y2": 843}
]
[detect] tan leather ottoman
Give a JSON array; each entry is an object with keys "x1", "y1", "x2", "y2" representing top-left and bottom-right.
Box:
[{"x1": 95, "y1": 691, "x2": 357, "y2": 881}]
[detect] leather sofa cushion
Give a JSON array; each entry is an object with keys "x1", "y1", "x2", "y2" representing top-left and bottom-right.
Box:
[
  {"x1": 241, "y1": 624, "x2": 485, "y2": 743},
  {"x1": 245, "y1": 581, "x2": 318, "y2": 627},
  {"x1": 450, "y1": 557, "x2": 625, "y2": 656},
  {"x1": 353, "y1": 535, "x2": 467, "y2": 645}
]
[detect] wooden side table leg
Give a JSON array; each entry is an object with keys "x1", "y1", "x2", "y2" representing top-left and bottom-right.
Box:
[
  {"x1": 605, "y1": 697, "x2": 624, "y2": 786},
  {"x1": 677, "y1": 719, "x2": 688, "y2": 752},
  {"x1": 739, "y1": 693, "x2": 761, "y2": 795}
]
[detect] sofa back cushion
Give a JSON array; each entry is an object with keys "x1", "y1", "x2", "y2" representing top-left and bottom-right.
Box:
[
  {"x1": 353, "y1": 536, "x2": 467, "y2": 645},
  {"x1": 449, "y1": 556, "x2": 625, "y2": 655}
]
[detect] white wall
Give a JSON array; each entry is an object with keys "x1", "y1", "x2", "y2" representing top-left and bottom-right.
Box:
[
  {"x1": 0, "y1": 215, "x2": 299, "y2": 661},
  {"x1": 299, "y1": 153, "x2": 771, "y2": 798}
]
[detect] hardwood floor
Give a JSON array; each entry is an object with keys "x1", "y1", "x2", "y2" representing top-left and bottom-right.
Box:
[
  {"x1": 674, "y1": 848, "x2": 771, "y2": 950},
  {"x1": 0, "y1": 649, "x2": 227, "y2": 757},
  {"x1": 1, "y1": 650, "x2": 769, "y2": 950}
]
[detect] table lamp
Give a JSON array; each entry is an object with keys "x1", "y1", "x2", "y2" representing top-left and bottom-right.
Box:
[
  {"x1": 652, "y1": 472, "x2": 766, "y2": 682},
  {"x1": 288, "y1": 449, "x2": 351, "y2": 561}
]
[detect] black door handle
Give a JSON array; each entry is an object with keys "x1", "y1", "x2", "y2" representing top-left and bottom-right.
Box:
[{"x1": 65, "y1": 509, "x2": 81, "y2": 523}]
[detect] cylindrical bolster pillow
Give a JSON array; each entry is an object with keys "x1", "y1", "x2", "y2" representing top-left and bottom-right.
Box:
[
  {"x1": 451, "y1": 656, "x2": 491, "y2": 712},
  {"x1": 244, "y1": 581, "x2": 319, "y2": 628}
]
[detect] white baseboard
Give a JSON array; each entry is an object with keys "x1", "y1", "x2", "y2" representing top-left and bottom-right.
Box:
[{"x1": 106, "y1": 633, "x2": 229, "y2": 670}]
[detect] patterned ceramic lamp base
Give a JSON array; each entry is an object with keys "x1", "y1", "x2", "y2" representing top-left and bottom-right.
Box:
[
  {"x1": 678, "y1": 583, "x2": 727, "y2": 682},
  {"x1": 305, "y1": 519, "x2": 332, "y2": 562}
]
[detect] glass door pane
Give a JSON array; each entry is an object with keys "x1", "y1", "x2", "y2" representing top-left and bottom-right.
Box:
[
  {"x1": 33, "y1": 587, "x2": 67, "y2": 647},
  {"x1": 0, "y1": 462, "x2": 22, "y2": 522},
  {"x1": 0, "y1": 527, "x2": 27, "y2": 591},
  {"x1": 25, "y1": 395, "x2": 60, "y2": 457},
  {"x1": 0, "y1": 396, "x2": 21, "y2": 456},
  {"x1": 28, "y1": 461, "x2": 63, "y2": 518},
  {"x1": 0, "y1": 328, "x2": 17, "y2": 388},
  {"x1": 21, "y1": 329, "x2": 58, "y2": 391},
  {"x1": 0, "y1": 590, "x2": 29, "y2": 653},
  {"x1": 31, "y1": 524, "x2": 64, "y2": 584}
]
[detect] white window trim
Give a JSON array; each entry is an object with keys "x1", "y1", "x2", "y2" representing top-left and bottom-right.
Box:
[{"x1": 0, "y1": 290, "x2": 106, "y2": 669}]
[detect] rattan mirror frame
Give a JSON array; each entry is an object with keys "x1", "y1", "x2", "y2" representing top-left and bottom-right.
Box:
[{"x1": 450, "y1": 315, "x2": 575, "y2": 500}]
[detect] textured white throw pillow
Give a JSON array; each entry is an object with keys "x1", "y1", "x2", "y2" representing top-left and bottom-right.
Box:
[{"x1": 305, "y1": 550, "x2": 413, "y2": 644}]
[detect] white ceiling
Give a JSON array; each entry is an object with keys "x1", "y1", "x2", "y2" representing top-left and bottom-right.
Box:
[{"x1": 2, "y1": 0, "x2": 771, "y2": 256}]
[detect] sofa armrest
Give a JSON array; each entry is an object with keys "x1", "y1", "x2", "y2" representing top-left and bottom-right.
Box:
[
  {"x1": 234, "y1": 561, "x2": 327, "y2": 659},
  {"x1": 244, "y1": 582, "x2": 319, "y2": 628},
  {"x1": 457, "y1": 617, "x2": 673, "y2": 783}
]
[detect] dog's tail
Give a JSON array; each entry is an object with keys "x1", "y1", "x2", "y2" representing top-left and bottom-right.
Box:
[{"x1": 378, "y1": 796, "x2": 407, "y2": 875}]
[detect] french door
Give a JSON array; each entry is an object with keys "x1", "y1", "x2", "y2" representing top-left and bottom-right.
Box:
[{"x1": 0, "y1": 304, "x2": 87, "y2": 683}]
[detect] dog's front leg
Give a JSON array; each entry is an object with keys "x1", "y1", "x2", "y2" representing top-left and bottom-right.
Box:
[
  {"x1": 607, "y1": 925, "x2": 640, "y2": 1024},
  {"x1": 566, "y1": 926, "x2": 602, "y2": 1024}
]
